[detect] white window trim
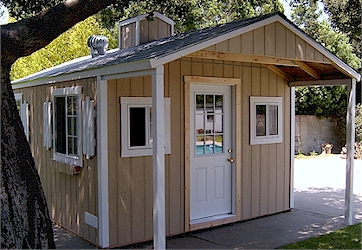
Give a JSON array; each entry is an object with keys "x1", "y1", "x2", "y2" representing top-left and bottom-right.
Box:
[
  {"x1": 121, "y1": 97, "x2": 171, "y2": 157},
  {"x1": 250, "y1": 96, "x2": 283, "y2": 145},
  {"x1": 52, "y1": 86, "x2": 83, "y2": 166}
]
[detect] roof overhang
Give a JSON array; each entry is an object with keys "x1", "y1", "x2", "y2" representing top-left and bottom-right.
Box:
[{"x1": 150, "y1": 14, "x2": 360, "y2": 83}]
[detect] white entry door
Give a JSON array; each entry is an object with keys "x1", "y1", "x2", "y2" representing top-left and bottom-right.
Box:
[{"x1": 190, "y1": 84, "x2": 233, "y2": 221}]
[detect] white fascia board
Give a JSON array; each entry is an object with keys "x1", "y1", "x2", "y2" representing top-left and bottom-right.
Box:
[{"x1": 12, "y1": 59, "x2": 152, "y2": 89}]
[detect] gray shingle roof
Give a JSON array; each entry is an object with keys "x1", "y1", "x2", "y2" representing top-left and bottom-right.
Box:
[{"x1": 13, "y1": 12, "x2": 280, "y2": 83}]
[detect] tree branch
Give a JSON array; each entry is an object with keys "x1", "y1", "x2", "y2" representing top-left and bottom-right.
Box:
[{"x1": 1, "y1": 0, "x2": 120, "y2": 67}]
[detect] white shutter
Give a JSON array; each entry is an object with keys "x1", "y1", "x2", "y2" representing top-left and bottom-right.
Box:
[
  {"x1": 20, "y1": 102, "x2": 29, "y2": 141},
  {"x1": 43, "y1": 101, "x2": 52, "y2": 150},
  {"x1": 82, "y1": 97, "x2": 96, "y2": 159}
]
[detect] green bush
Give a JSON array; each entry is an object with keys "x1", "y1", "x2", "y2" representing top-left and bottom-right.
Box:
[{"x1": 356, "y1": 104, "x2": 362, "y2": 142}]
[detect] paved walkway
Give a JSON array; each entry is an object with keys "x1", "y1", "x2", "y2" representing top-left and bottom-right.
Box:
[{"x1": 54, "y1": 155, "x2": 361, "y2": 249}]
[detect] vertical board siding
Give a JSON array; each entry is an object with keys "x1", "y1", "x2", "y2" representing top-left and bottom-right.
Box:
[{"x1": 13, "y1": 78, "x2": 99, "y2": 246}]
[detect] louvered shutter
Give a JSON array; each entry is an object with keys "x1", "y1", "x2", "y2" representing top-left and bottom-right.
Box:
[
  {"x1": 43, "y1": 101, "x2": 52, "y2": 150},
  {"x1": 82, "y1": 97, "x2": 96, "y2": 159},
  {"x1": 20, "y1": 102, "x2": 29, "y2": 141}
]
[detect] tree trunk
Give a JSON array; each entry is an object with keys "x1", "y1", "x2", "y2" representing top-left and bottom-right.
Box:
[{"x1": 1, "y1": 0, "x2": 119, "y2": 248}]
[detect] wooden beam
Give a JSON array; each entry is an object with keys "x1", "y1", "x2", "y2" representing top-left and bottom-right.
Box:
[
  {"x1": 187, "y1": 50, "x2": 299, "y2": 67},
  {"x1": 266, "y1": 65, "x2": 292, "y2": 82},
  {"x1": 295, "y1": 61, "x2": 321, "y2": 79},
  {"x1": 289, "y1": 79, "x2": 350, "y2": 87}
]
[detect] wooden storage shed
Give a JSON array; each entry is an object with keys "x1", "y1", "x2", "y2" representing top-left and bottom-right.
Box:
[{"x1": 12, "y1": 12, "x2": 360, "y2": 248}]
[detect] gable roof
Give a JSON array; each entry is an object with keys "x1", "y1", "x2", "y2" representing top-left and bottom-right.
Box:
[{"x1": 12, "y1": 12, "x2": 360, "y2": 86}]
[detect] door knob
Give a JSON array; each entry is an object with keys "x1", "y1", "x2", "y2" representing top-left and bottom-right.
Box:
[{"x1": 227, "y1": 157, "x2": 234, "y2": 163}]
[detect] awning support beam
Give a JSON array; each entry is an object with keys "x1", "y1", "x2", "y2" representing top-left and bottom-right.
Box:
[
  {"x1": 345, "y1": 78, "x2": 355, "y2": 225},
  {"x1": 152, "y1": 66, "x2": 166, "y2": 249}
]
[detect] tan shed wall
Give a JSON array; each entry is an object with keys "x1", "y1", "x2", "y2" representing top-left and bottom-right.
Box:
[
  {"x1": 205, "y1": 21, "x2": 330, "y2": 63},
  {"x1": 13, "y1": 78, "x2": 99, "y2": 245},
  {"x1": 107, "y1": 58, "x2": 291, "y2": 247}
]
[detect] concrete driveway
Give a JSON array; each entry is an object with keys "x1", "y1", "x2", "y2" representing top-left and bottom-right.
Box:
[{"x1": 294, "y1": 154, "x2": 362, "y2": 223}]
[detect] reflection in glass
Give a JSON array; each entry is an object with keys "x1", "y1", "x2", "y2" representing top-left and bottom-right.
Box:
[
  {"x1": 195, "y1": 93, "x2": 224, "y2": 156},
  {"x1": 215, "y1": 134, "x2": 223, "y2": 153},
  {"x1": 196, "y1": 95, "x2": 204, "y2": 114},
  {"x1": 256, "y1": 105, "x2": 266, "y2": 136},
  {"x1": 196, "y1": 135, "x2": 205, "y2": 155},
  {"x1": 205, "y1": 115, "x2": 214, "y2": 134},
  {"x1": 206, "y1": 95, "x2": 214, "y2": 112},
  {"x1": 195, "y1": 115, "x2": 204, "y2": 135},
  {"x1": 214, "y1": 115, "x2": 223, "y2": 133},
  {"x1": 269, "y1": 105, "x2": 278, "y2": 135}
]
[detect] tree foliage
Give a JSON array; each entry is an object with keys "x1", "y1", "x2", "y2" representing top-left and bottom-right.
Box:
[
  {"x1": 289, "y1": 0, "x2": 359, "y2": 120},
  {"x1": 10, "y1": 15, "x2": 118, "y2": 80},
  {"x1": 322, "y1": 0, "x2": 361, "y2": 57},
  {"x1": 99, "y1": 0, "x2": 284, "y2": 33}
]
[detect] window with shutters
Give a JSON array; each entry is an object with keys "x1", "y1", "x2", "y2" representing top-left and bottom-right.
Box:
[
  {"x1": 15, "y1": 93, "x2": 30, "y2": 141},
  {"x1": 250, "y1": 96, "x2": 283, "y2": 145},
  {"x1": 53, "y1": 86, "x2": 82, "y2": 166}
]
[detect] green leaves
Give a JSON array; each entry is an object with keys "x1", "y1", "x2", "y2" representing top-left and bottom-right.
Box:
[
  {"x1": 10, "y1": 15, "x2": 118, "y2": 81},
  {"x1": 295, "y1": 86, "x2": 347, "y2": 117}
]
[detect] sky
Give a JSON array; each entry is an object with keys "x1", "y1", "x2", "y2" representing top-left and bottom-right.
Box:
[{"x1": 0, "y1": 3, "x2": 9, "y2": 25}]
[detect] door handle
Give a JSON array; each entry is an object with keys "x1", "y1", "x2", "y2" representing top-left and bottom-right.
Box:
[{"x1": 227, "y1": 157, "x2": 234, "y2": 163}]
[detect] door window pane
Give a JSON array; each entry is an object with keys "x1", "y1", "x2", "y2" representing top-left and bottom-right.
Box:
[
  {"x1": 206, "y1": 95, "x2": 214, "y2": 112},
  {"x1": 195, "y1": 94, "x2": 224, "y2": 156}
]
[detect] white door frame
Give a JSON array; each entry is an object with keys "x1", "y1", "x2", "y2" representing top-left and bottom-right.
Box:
[{"x1": 184, "y1": 76, "x2": 242, "y2": 231}]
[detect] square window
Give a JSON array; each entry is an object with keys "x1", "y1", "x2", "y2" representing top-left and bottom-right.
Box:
[
  {"x1": 250, "y1": 96, "x2": 282, "y2": 145},
  {"x1": 121, "y1": 97, "x2": 171, "y2": 157}
]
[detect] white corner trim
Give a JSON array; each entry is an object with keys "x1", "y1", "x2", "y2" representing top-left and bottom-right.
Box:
[
  {"x1": 290, "y1": 87, "x2": 295, "y2": 208},
  {"x1": 97, "y1": 76, "x2": 110, "y2": 248}
]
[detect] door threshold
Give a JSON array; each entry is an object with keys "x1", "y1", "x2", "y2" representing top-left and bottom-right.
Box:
[{"x1": 190, "y1": 214, "x2": 237, "y2": 231}]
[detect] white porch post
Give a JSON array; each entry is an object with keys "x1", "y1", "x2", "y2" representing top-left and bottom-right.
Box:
[
  {"x1": 345, "y1": 78, "x2": 356, "y2": 225},
  {"x1": 290, "y1": 87, "x2": 296, "y2": 208},
  {"x1": 97, "y1": 76, "x2": 110, "y2": 247},
  {"x1": 152, "y1": 66, "x2": 166, "y2": 249}
]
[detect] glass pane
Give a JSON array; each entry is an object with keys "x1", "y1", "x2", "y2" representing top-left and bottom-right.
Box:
[
  {"x1": 129, "y1": 107, "x2": 146, "y2": 147},
  {"x1": 68, "y1": 117, "x2": 73, "y2": 135},
  {"x1": 149, "y1": 107, "x2": 153, "y2": 146},
  {"x1": 74, "y1": 117, "x2": 77, "y2": 136},
  {"x1": 196, "y1": 135, "x2": 205, "y2": 155},
  {"x1": 215, "y1": 95, "x2": 223, "y2": 113},
  {"x1": 68, "y1": 137, "x2": 74, "y2": 156},
  {"x1": 74, "y1": 137, "x2": 78, "y2": 156},
  {"x1": 215, "y1": 134, "x2": 223, "y2": 153},
  {"x1": 67, "y1": 97, "x2": 72, "y2": 115},
  {"x1": 55, "y1": 97, "x2": 66, "y2": 154},
  {"x1": 205, "y1": 115, "x2": 214, "y2": 134},
  {"x1": 196, "y1": 95, "x2": 204, "y2": 114},
  {"x1": 205, "y1": 135, "x2": 215, "y2": 154},
  {"x1": 72, "y1": 97, "x2": 77, "y2": 115},
  {"x1": 206, "y1": 95, "x2": 214, "y2": 112},
  {"x1": 269, "y1": 105, "x2": 278, "y2": 135},
  {"x1": 214, "y1": 114, "x2": 223, "y2": 133},
  {"x1": 256, "y1": 105, "x2": 266, "y2": 136},
  {"x1": 195, "y1": 115, "x2": 204, "y2": 135}
]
